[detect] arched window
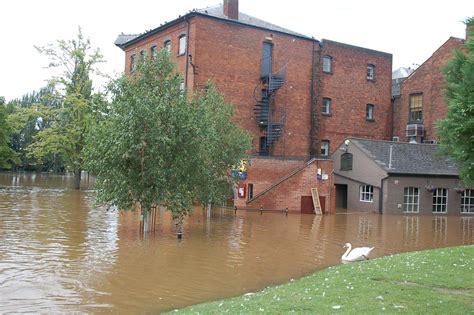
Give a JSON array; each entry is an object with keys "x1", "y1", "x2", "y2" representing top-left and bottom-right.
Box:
[{"x1": 340, "y1": 153, "x2": 353, "y2": 171}]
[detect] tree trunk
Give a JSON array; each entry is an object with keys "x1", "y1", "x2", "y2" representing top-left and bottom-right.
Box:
[{"x1": 74, "y1": 169, "x2": 81, "y2": 190}]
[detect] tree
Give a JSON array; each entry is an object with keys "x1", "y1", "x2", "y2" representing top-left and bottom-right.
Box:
[
  {"x1": 28, "y1": 27, "x2": 104, "y2": 188},
  {"x1": 438, "y1": 17, "x2": 474, "y2": 186},
  {"x1": 7, "y1": 86, "x2": 64, "y2": 171},
  {"x1": 0, "y1": 97, "x2": 19, "y2": 169},
  {"x1": 86, "y1": 51, "x2": 251, "y2": 235}
]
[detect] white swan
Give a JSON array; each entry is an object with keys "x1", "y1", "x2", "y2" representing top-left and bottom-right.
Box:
[{"x1": 341, "y1": 243, "x2": 374, "y2": 263}]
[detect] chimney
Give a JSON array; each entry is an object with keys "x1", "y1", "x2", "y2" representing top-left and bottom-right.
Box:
[{"x1": 223, "y1": 0, "x2": 239, "y2": 20}]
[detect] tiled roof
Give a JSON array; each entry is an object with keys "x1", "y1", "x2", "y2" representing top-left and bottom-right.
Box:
[
  {"x1": 196, "y1": 4, "x2": 310, "y2": 39},
  {"x1": 350, "y1": 138, "x2": 459, "y2": 176},
  {"x1": 114, "y1": 34, "x2": 140, "y2": 46},
  {"x1": 115, "y1": 3, "x2": 312, "y2": 48}
]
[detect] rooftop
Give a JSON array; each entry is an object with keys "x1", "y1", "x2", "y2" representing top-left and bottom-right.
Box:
[
  {"x1": 348, "y1": 138, "x2": 458, "y2": 176},
  {"x1": 115, "y1": 3, "x2": 312, "y2": 49}
]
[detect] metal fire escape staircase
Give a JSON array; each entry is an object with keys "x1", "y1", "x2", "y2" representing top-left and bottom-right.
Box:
[{"x1": 254, "y1": 64, "x2": 287, "y2": 155}]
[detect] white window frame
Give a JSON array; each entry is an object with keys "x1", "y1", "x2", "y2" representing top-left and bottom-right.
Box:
[
  {"x1": 321, "y1": 140, "x2": 329, "y2": 157},
  {"x1": 403, "y1": 187, "x2": 419, "y2": 213},
  {"x1": 130, "y1": 54, "x2": 136, "y2": 72},
  {"x1": 432, "y1": 188, "x2": 448, "y2": 213},
  {"x1": 367, "y1": 64, "x2": 375, "y2": 80},
  {"x1": 322, "y1": 98, "x2": 331, "y2": 115},
  {"x1": 366, "y1": 104, "x2": 374, "y2": 121},
  {"x1": 150, "y1": 45, "x2": 158, "y2": 59},
  {"x1": 164, "y1": 40, "x2": 171, "y2": 52},
  {"x1": 178, "y1": 34, "x2": 187, "y2": 55},
  {"x1": 323, "y1": 55, "x2": 332, "y2": 73},
  {"x1": 460, "y1": 189, "x2": 474, "y2": 213},
  {"x1": 360, "y1": 185, "x2": 374, "y2": 202}
]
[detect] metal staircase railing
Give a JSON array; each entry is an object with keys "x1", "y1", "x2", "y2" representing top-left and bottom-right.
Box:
[{"x1": 254, "y1": 63, "x2": 287, "y2": 155}]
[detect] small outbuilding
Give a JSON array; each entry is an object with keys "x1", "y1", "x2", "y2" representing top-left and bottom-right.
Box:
[{"x1": 332, "y1": 138, "x2": 473, "y2": 215}]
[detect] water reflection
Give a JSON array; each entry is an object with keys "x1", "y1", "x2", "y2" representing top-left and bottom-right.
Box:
[{"x1": 0, "y1": 173, "x2": 473, "y2": 313}]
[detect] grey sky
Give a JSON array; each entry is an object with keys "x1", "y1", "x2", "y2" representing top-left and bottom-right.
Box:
[{"x1": 1, "y1": 0, "x2": 472, "y2": 101}]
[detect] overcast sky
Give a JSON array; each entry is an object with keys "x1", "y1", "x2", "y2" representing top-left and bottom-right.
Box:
[{"x1": 1, "y1": 0, "x2": 472, "y2": 101}]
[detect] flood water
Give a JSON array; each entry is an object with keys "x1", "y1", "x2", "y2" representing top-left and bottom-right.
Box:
[{"x1": 0, "y1": 173, "x2": 473, "y2": 313}]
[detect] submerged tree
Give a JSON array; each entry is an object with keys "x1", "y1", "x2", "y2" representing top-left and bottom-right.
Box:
[
  {"x1": 27, "y1": 27, "x2": 104, "y2": 188},
  {"x1": 0, "y1": 97, "x2": 19, "y2": 169},
  {"x1": 86, "y1": 51, "x2": 251, "y2": 236},
  {"x1": 438, "y1": 17, "x2": 474, "y2": 186},
  {"x1": 7, "y1": 86, "x2": 64, "y2": 171}
]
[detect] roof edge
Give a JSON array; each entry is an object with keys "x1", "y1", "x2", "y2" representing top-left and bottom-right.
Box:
[{"x1": 116, "y1": 10, "x2": 318, "y2": 50}]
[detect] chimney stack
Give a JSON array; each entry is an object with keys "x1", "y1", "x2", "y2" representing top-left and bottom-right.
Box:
[{"x1": 223, "y1": 0, "x2": 239, "y2": 20}]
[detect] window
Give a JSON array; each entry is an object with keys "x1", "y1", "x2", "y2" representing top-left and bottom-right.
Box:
[
  {"x1": 366, "y1": 104, "x2": 374, "y2": 121},
  {"x1": 150, "y1": 45, "x2": 158, "y2": 59},
  {"x1": 461, "y1": 189, "x2": 474, "y2": 213},
  {"x1": 130, "y1": 54, "x2": 136, "y2": 72},
  {"x1": 360, "y1": 185, "x2": 374, "y2": 202},
  {"x1": 164, "y1": 39, "x2": 171, "y2": 52},
  {"x1": 322, "y1": 98, "x2": 331, "y2": 115},
  {"x1": 432, "y1": 188, "x2": 448, "y2": 213},
  {"x1": 321, "y1": 140, "x2": 329, "y2": 157},
  {"x1": 409, "y1": 94, "x2": 423, "y2": 122},
  {"x1": 323, "y1": 55, "x2": 332, "y2": 73},
  {"x1": 403, "y1": 187, "x2": 419, "y2": 213},
  {"x1": 367, "y1": 64, "x2": 375, "y2": 80},
  {"x1": 392, "y1": 136, "x2": 400, "y2": 142},
  {"x1": 248, "y1": 183, "x2": 254, "y2": 201},
  {"x1": 178, "y1": 34, "x2": 187, "y2": 55},
  {"x1": 179, "y1": 80, "x2": 185, "y2": 93},
  {"x1": 340, "y1": 153, "x2": 353, "y2": 171},
  {"x1": 139, "y1": 49, "x2": 145, "y2": 60}
]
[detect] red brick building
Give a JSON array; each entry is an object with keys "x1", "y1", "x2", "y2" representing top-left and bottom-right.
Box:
[
  {"x1": 115, "y1": 0, "x2": 393, "y2": 213},
  {"x1": 392, "y1": 37, "x2": 464, "y2": 143}
]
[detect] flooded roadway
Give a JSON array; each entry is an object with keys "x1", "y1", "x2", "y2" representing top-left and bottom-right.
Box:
[{"x1": 0, "y1": 173, "x2": 472, "y2": 313}]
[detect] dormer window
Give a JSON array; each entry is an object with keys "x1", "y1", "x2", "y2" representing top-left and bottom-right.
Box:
[
  {"x1": 323, "y1": 55, "x2": 332, "y2": 73},
  {"x1": 367, "y1": 64, "x2": 375, "y2": 80}
]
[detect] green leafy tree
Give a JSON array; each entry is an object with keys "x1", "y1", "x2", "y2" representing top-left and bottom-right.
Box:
[
  {"x1": 0, "y1": 97, "x2": 19, "y2": 169},
  {"x1": 7, "y1": 86, "x2": 64, "y2": 171},
  {"x1": 28, "y1": 27, "x2": 104, "y2": 188},
  {"x1": 438, "y1": 17, "x2": 474, "y2": 186},
  {"x1": 86, "y1": 52, "x2": 251, "y2": 235}
]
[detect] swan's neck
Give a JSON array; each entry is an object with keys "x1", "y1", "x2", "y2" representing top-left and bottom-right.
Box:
[{"x1": 342, "y1": 244, "x2": 352, "y2": 259}]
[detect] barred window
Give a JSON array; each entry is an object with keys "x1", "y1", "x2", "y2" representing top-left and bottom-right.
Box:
[
  {"x1": 403, "y1": 187, "x2": 419, "y2": 212},
  {"x1": 360, "y1": 185, "x2": 374, "y2": 202}
]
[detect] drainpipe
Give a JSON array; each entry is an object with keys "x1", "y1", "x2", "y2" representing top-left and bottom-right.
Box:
[
  {"x1": 310, "y1": 39, "x2": 320, "y2": 158},
  {"x1": 184, "y1": 17, "x2": 190, "y2": 89}
]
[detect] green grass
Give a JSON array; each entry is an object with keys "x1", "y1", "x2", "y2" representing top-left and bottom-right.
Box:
[{"x1": 166, "y1": 246, "x2": 474, "y2": 314}]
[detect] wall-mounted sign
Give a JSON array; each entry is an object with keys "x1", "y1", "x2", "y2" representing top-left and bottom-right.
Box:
[{"x1": 237, "y1": 183, "x2": 246, "y2": 198}]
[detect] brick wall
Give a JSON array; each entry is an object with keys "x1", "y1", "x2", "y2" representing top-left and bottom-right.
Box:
[
  {"x1": 193, "y1": 16, "x2": 314, "y2": 157},
  {"x1": 319, "y1": 40, "x2": 393, "y2": 153},
  {"x1": 235, "y1": 158, "x2": 335, "y2": 214},
  {"x1": 393, "y1": 37, "x2": 464, "y2": 142}
]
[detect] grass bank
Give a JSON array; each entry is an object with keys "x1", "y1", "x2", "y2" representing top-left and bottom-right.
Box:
[{"x1": 167, "y1": 245, "x2": 473, "y2": 314}]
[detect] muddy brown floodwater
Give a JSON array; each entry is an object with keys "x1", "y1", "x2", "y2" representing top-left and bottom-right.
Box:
[{"x1": 0, "y1": 172, "x2": 472, "y2": 313}]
